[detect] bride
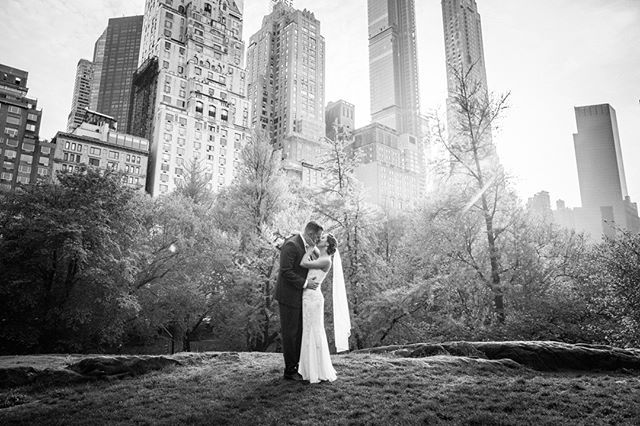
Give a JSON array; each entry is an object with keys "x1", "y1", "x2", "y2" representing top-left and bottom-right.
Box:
[{"x1": 298, "y1": 233, "x2": 339, "y2": 383}]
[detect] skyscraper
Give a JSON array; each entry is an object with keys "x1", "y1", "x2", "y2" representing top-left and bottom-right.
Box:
[
  {"x1": 89, "y1": 30, "x2": 107, "y2": 112},
  {"x1": 131, "y1": 0, "x2": 251, "y2": 196},
  {"x1": 442, "y1": 0, "x2": 489, "y2": 101},
  {"x1": 553, "y1": 103, "x2": 639, "y2": 239},
  {"x1": 67, "y1": 59, "x2": 94, "y2": 131},
  {"x1": 93, "y1": 16, "x2": 143, "y2": 131},
  {"x1": 0, "y1": 64, "x2": 54, "y2": 191},
  {"x1": 246, "y1": 1, "x2": 326, "y2": 181},
  {"x1": 367, "y1": 0, "x2": 420, "y2": 137},
  {"x1": 574, "y1": 104, "x2": 628, "y2": 209}
]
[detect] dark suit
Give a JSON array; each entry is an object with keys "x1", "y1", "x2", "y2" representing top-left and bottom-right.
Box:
[{"x1": 275, "y1": 234, "x2": 309, "y2": 373}]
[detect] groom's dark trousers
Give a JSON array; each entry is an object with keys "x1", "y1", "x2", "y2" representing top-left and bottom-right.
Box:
[{"x1": 275, "y1": 234, "x2": 309, "y2": 373}]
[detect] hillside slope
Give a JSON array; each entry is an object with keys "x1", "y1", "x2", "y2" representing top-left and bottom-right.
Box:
[{"x1": 1, "y1": 347, "x2": 640, "y2": 425}]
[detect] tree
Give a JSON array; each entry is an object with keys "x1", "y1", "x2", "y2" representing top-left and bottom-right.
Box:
[
  {"x1": 0, "y1": 168, "x2": 145, "y2": 353},
  {"x1": 132, "y1": 163, "x2": 233, "y2": 353},
  {"x1": 431, "y1": 62, "x2": 510, "y2": 322},
  {"x1": 211, "y1": 131, "x2": 300, "y2": 351},
  {"x1": 311, "y1": 126, "x2": 381, "y2": 349}
]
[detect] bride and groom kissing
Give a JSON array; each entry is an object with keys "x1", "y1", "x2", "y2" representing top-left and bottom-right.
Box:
[{"x1": 275, "y1": 221, "x2": 351, "y2": 384}]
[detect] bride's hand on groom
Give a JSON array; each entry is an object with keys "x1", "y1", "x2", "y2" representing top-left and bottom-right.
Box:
[{"x1": 306, "y1": 277, "x2": 320, "y2": 290}]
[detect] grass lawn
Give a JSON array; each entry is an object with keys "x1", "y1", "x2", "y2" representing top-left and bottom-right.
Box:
[{"x1": 1, "y1": 352, "x2": 640, "y2": 425}]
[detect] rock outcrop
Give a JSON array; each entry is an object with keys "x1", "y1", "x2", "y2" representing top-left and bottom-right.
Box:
[{"x1": 356, "y1": 341, "x2": 640, "y2": 372}]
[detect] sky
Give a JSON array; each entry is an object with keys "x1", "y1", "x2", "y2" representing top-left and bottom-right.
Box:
[{"x1": 1, "y1": 0, "x2": 638, "y2": 207}]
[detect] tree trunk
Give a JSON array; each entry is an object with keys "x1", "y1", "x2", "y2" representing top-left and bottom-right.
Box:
[
  {"x1": 480, "y1": 193, "x2": 505, "y2": 322},
  {"x1": 182, "y1": 332, "x2": 191, "y2": 352}
]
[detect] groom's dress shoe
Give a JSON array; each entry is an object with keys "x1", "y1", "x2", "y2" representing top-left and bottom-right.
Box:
[{"x1": 283, "y1": 371, "x2": 304, "y2": 381}]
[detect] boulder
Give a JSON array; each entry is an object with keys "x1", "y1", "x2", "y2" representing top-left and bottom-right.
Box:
[
  {"x1": 66, "y1": 356, "x2": 181, "y2": 378},
  {"x1": 355, "y1": 341, "x2": 640, "y2": 372}
]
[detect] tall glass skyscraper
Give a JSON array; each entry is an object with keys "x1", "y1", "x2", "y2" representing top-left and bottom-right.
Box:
[
  {"x1": 573, "y1": 104, "x2": 628, "y2": 209},
  {"x1": 246, "y1": 1, "x2": 326, "y2": 184},
  {"x1": 93, "y1": 16, "x2": 144, "y2": 131},
  {"x1": 367, "y1": 0, "x2": 420, "y2": 137},
  {"x1": 131, "y1": 0, "x2": 250, "y2": 196}
]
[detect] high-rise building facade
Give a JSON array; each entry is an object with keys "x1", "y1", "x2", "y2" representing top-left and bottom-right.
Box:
[
  {"x1": 574, "y1": 104, "x2": 627, "y2": 209},
  {"x1": 131, "y1": 0, "x2": 250, "y2": 196},
  {"x1": 367, "y1": 0, "x2": 420, "y2": 137},
  {"x1": 89, "y1": 30, "x2": 107, "y2": 112},
  {"x1": 442, "y1": 0, "x2": 492, "y2": 146},
  {"x1": 93, "y1": 16, "x2": 144, "y2": 132},
  {"x1": 571, "y1": 103, "x2": 639, "y2": 236},
  {"x1": 325, "y1": 100, "x2": 354, "y2": 141},
  {"x1": 67, "y1": 59, "x2": 94, "y2": 131},
  {"x1": 351, "y1": 122, "x2": 423, "y2": 210},
  {"x1": 442, "y1": 0, "x2": 489, "y2": 101},
  {"x1": 0, "y1": 64, "x2": 54, "y2": 191},
  {"x1": 353, "y1": 0, "x2": 425, "y2": 210},
  {"x1": 246, "y1": 1, "x2": 326, "y2": 180}
]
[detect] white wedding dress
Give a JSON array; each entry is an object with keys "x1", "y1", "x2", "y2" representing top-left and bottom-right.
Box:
[{"x1": 299, "y1": 268, "x2": 337, "y2": 383}]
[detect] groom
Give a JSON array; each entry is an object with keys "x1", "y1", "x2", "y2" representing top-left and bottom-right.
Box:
[{"x1": 275, "y1": 221, "x2": 323, "y2": 381}]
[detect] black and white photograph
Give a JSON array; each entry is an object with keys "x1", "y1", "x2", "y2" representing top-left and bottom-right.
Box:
[{"x1": 1, "y1": 0, "x2": 640, "y2": 424}]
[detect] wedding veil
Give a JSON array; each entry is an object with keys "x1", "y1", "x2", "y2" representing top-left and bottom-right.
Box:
[{"x1": 332, "y1": 249, "x2": 351, "y2": 352}]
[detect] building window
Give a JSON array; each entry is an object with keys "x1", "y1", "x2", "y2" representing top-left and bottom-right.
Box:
[
  {"x1": 161, "y1": 163, "x2": 170, "y2": 172},
  {"x1": 163, "y1": 60, "x2": 170, "y2": 69},
  {"x1": 38, "y1": 157, "x2": 50, "y2": 166},
  {"x1": 21, "y1": 154, "x2": 33, "y2": 165},
  {"x1": 6, "y1": 139, "x2": 18, "y2": 148},
  {"x1": 160, "y1": 174, "x2": 169, "y2": 182},
  {"x1": 221, "y1": 109, "x2": 228, "y2": 121},
  {"x1": 8, "y1": 106, "x2": 20, "y2": 114},
  {"x1": 4, "y1": 128, "x2": 18, "y2": 138},
  {"x1": 90, "y1": 147, "x2": 101, "y2": 155},
  {"x1": 178, "y1": 66, "x2": 184, "y2": 74},
  {"x1": 195, "y1": 101, "x2": 203, "y2": 114},
  {"x1": 109, "y1": 151, "x2": 120, "y2": 159},
  {"x1": 159, "y1": 184, "x2": 168, "y2": 193},
  {"x1": 1, "y1": 172, "x2": 12, "y2": 181},
  {"x1": 208, "y1": 105, "x2": 216, "y2": 118},
  {"x1": 163, "y1": 95, "x2": 171, "y2": 103},
  {"x1": 89, "y1": 158, "x2": 100, "y2": 167},
  {"x1": 6, "y1": 116, "x2": 20, "y2": 126},
  {"x1": 26, "y1": 124, "x2": 36, "y2": 132},
  {"x1": 22, "y1": 144, "x2": 35, "y2": 153},
  {"x1": 195, "y1": 67, "x2": 202, "y2": 76},
  {"x1": 4, "y1": 150, "x2": 17, "y2": 159}
]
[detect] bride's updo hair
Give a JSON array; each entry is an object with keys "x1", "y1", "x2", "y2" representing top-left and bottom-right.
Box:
[{"x1": 326, "y1": 233, "x2": 338, "y2": 255}]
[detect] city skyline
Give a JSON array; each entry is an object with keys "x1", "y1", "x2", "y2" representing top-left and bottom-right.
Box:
[{"x1": 1, "y1": 0, "x2": 638, "y2": 207}]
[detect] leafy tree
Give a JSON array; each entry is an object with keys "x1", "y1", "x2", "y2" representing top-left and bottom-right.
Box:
[
  {"x1": 311, "y1": 126, "x2": 381, "y2": 349},
  {"x1": 211, "y1": 131, "x2": 299, "y2": 351},
  {"x1": 432, "y1": 62, "x2": 510, "y2": 322},
  {"x1": 0, "y1": 168, "x2": 145, "y2": 353},
  {"x1": 572, "y1": 230, "x2": 640, "y2": 346},
  {"x1": 132, "y1": 163, "x2": 233, "y2": 353}
]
